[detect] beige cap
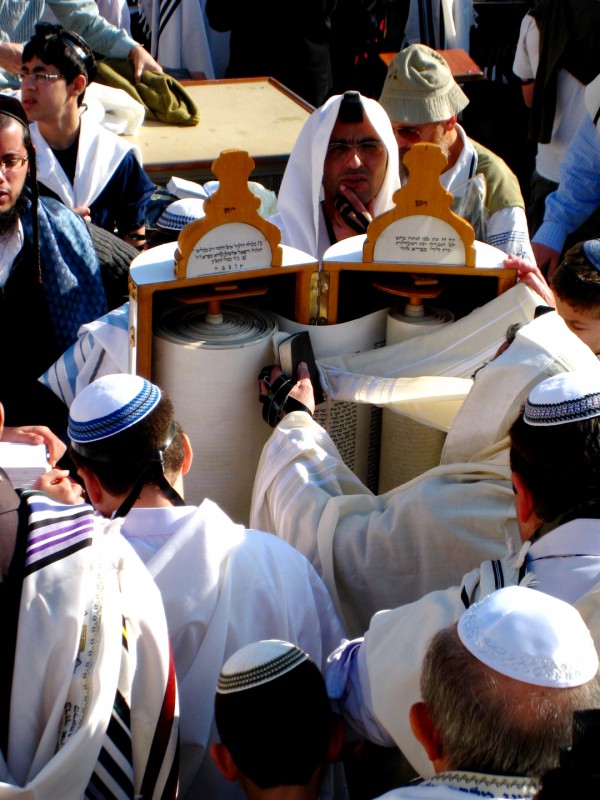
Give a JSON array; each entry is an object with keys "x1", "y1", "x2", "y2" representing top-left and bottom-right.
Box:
[{"x1": 379, "y1": 44, "x2": 469, "y2": 124}]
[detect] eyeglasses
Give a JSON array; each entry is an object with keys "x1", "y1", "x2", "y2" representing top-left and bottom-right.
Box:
[
  {"x1": 0, "y1": 155, "x2": 28, "y2": 176},
  {"x1": 392, "y1": 126, "x2": 424, "y2": 144},
  {"x1": 326, "y1": 139, "x2": 385, "y2": 159},
  {"x1": 14, "y1": 71, "x2": 65, "y2": 84}
]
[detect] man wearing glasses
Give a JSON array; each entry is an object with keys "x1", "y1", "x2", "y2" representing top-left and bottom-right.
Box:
[
  {"x1": 273, "y1": 90, "x2": 400, "y2": 260},
  {"x1": 380, "y1": 44, "x2": 534, "y2": 263},
  {"x1": 0, "y1": 94, "x2": 108, "y2": 433},
  {"x1": 19, "y1": 24, "x2": 154, "y2": 250}
]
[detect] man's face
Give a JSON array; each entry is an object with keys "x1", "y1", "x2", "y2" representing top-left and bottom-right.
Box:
[
  {"x1": 0, "y1": 120, "x2": 28, "y2": 219},
  {"x1": 391, "y1": 120, "x2": 450, "y2": 170},
  {"x1": 19, "y1": 56, "x2": 70, "y2": 123},
  {"x1": 322, "y1": 117, "x2": 388, "y2": 208},
  {"x1": 554, "y1": 296, "x2": 600, "y2": 355}
]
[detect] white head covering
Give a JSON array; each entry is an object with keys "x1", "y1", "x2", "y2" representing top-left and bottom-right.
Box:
[
  {"x1": 524, "y1": 371, "x2": 600, "y2": 427},
  {"x1": 157, "y1": 198, "x2": 206, "y2": 232},
  {"x1": 276, "y1": 92, "x2": 400, "y2": 260},
  {"x1": 68, "y1": 374, "x2": 161, "y2": 444},
  {"x1": 458, "y1": 586, "x2": 598, "y2": 688},
  {"x1": 217, "y1": 640, "x2": 308, "y2": 694}
]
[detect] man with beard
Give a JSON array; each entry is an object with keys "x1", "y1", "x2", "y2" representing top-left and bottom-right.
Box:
[
  {"x1": 0, "y1": 94, "x2": 108, "y2": 434},
  {"x1": 379, "y1": 45, "x2": 534, "y2": 262},
  {"x1": 272, "y1": 90, "x2": 399, "y2": 260}
]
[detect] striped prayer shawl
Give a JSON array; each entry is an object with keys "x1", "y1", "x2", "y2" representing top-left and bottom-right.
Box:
[
  {"x1": 40, "y1": 303, "x2": 130, "y2": 409},
  {"x1": 0, "y1": 493, "x2": 178, "y2": 799}
]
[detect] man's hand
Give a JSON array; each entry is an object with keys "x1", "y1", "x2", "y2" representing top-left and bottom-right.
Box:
[
  {"x1": 0, "y1": 42, "x2": 24, "y2": 73},
  {"x1": 73, "y1": 205, "x2": 91, "y2": 221},
  {"x1": 33, "y1": 469, "x2": 85, "y2": 505},
  {"x1": 289, "y1": 362, "x2": 316, "y2": 415},
  {"x1": 259, "y1": 362, "x2": 316, "y2": 420},
  {"x1": 331, "y1": 183, "x2": 373, "y2": 242},
  {"x1": 504, "y1": 254, "x2": 555, "y2": 306},
  {"x1": 2, "y1": 425, "x2": 66, "y2": 466},
  {"x1": 531, "y1": 242, "x2": 561, "y2": 279},
  {"x1": 129, "y1": 44, "x2": 163, "y2": 84}
]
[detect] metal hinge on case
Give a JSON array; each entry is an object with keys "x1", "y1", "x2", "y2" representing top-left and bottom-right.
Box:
[
  {"x1": 128, "y1": 275, "x2": 137, "y2": 301},
  {"x1": 310, "y1": 270, "x2": 329, "y2": 324}
]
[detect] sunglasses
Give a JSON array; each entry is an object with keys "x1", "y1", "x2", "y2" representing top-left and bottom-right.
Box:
[{"x1": 392, "y1": 126, "x2": 425, "y2": 144}]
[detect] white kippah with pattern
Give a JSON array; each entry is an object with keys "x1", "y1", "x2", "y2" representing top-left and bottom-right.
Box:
[
  {"x1": 68, "y1": 374, "x2": 161, "y2": 443},
  {"x1": 156, "y1": 198, "x2": 206, "y2": 231},
  {"x1": 458, "y1": 586, "x2": 598, "y2": 688},
  {"x1": 217, "y1": 640, "x2": 309, "y2": 695},
  {"x1": 523, "y1": 371, "x2": 600, "y2": 427}
]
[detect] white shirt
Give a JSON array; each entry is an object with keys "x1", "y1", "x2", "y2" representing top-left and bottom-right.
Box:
[
  {"x1": 118, "y1": 499, "x2": 346, "y2": 800},
  {"x1": 0, "y1": 221, "x2": 24, "y2": 287},
  {"x1": 513, "y1": 13, "x2": 585, "y2": 183}
]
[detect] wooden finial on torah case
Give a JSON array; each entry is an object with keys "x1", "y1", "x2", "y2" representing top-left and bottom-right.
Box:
[
  {"x1": 175, "y1": 149, "x2": 283, "y2": 278},
  {"x1": 363, "y1": 142, "x2": 476, "y2": 267}
]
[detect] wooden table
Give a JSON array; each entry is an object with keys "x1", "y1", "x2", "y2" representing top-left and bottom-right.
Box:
[
  {"x1": 379, "y1": 48, "x2": 484, "y2": 82},
  {"x1": 129, "y1": 77, "x2": 314, "y2": 189}
]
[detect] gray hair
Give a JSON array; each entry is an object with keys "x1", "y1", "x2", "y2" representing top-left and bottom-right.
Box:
[{"x1": 421, "y1": 626, "x2": 600, "y2": 781}]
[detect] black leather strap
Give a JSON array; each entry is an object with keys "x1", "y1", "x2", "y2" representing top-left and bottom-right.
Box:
[{"x1": 258, "y1": 367, "x2": 313, "y2": 427}]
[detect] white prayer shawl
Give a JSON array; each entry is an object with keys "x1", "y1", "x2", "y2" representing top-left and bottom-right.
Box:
[
  {"x1": 0, "y1": 494, "x2": 178, "y2": 799},
  {"x1": 317, "y1": 283, "x2": 539, "y2": 432},
  {"x1": 364, "y1": 517, "x2": 600, "y2": 779},
  {"x1": 251, "y1": 310, "x2": 600, "y2": 636},
  {"x1": 275, "y1": 93, "x2": 400, "y2": 260},
  {"x1": 39, "y1": 303, "x2": 130, "y2": 408},
  {"x1": 139, "y1": 0, "x2": 215, "y2": 78},
  {"x1": 85, "y1": 82, "x2": 146, "y2": 136},
  {"x1": 31, "y1": 112, "x2": 142, "y2": 211},
  {"x1": 403, "y1": 0, "x2": 475, "y2": 51},
  {"x1": 118, "y1": 500, "x2": 346, "y2": 800}
]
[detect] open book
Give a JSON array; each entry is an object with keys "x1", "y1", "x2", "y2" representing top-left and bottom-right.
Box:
[{"x1": 0, "y1": 443, "x2": 50, "y2": 489}]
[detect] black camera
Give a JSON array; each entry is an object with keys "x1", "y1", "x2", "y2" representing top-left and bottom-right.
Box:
[{"x1": 537, "y1": 709, "x2": 600, "y2": 797}]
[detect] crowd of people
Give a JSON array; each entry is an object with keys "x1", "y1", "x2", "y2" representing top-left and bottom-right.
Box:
[{"x1": 1, "y1": 2, "x2": 600, "y2": 799}]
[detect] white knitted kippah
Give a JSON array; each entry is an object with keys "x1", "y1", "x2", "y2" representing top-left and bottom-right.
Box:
[
  {"x1": 68, "y1": 374, "x2": 161, "y2": 443},
  {"x1": 156, "y1": 198, "x2": 206, "y2": 231},
  {"x1": 523, "y1": 371, "x2": 600, "y2": 427},
  {"x1": 458, "y1": 586, "x2": 598, "y2": 688},
  {"x1": 217, "y1": 640, "x2": 309, "y2": 695},
  {"x1": 379, "y1": 43, "x2": 469, "y2": 124}
]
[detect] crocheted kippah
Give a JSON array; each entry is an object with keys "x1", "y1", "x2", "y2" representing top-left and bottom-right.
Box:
[
  {"x1": 379, "y1": 43, "x2": 469, "y2": 124},
  {"x1": 458, "y1": 586, "x2": 598, "y2": 688},
  {"x1": 68, "y1": 374, "x2": 161, "y2": 443},
  {"x1": 583, "y1": 239, "x2": 600, "y2": 272},
  {"x1": 156, "y1": 198, "x2": 206, "y2": 231},
  {"x1": 217, "y1": 640, "x2": 309, "y2": 695},
  {"x1": 523, "y1": 372, "x2": 600, "y2": 426}
]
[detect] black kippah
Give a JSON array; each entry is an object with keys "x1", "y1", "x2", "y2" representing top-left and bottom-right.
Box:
[
  {"x1": 0, "y1": 96, "x2": 30, "y2": 131},
  {"x1": 338, "y1": 91, "x2": 364, "y2": 123}
]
